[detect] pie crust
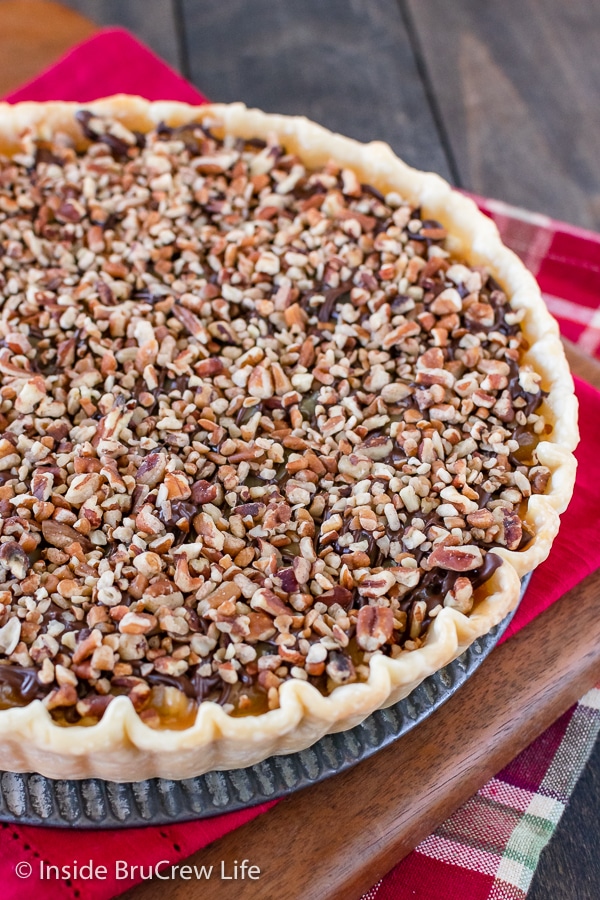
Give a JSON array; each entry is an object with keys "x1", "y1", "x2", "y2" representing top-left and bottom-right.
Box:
[{"x1": 0, "y1": 96, "x2": 578, "y2": 781}]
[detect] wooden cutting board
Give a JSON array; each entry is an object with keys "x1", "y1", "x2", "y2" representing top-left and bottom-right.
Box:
[
  {"x1": 123, "y1": 339, "x2": 599, "y2": 900},
  {"x1": 0, "y1": 0, "x2": 96, "y2": 97}
]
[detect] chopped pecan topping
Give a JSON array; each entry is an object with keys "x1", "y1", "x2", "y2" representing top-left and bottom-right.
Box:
[{"x1": 0, "y1": 113, "x2": 548, "y2": 725}]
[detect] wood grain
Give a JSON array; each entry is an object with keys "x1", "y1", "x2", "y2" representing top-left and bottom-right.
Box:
[
  {"x1": 61, "y1": 0, "x2": 183, "y2": 71},
  {"x1": 404, "y1": 0, "x2": 600, "y2": 230},
  {"x1": 0, "y1": 0, "x2": 96, "y2": 96},
  {"x1": 122, "y1": 568, "x2": 600, "y2": 900},
  {"x1": 179, "y1": 0, "x2": 452, "y2": 178}
]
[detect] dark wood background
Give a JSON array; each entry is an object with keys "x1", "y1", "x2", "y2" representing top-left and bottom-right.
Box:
[
  {"x1": 9, "y1": 0, "x2": 600, "y2": 896},
  {"x1": 61, "y1": 0, "x2": 600, "y2": 232}
]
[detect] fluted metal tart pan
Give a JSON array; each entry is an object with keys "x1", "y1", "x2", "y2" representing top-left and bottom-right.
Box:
[{"x1": 0, "y1": 578, "x2": 527, "y2": 828}]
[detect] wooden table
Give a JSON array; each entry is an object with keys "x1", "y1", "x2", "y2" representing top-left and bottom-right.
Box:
[{"x1": 0, "y1": 2, "x2": 599, "y2": 898}]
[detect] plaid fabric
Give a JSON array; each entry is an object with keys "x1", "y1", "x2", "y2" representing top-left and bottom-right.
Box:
[
  {"x1": 364, "y1": 685, "x2": 600, "y2": 900},
  {"x1": 363, "y1": 197, "x2": 600, "y2": 899},
  {"x1": 473, "y1": 195, "x2": 600, "y2": 359}
]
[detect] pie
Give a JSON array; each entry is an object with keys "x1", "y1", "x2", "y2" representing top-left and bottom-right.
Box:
[{"x1": 0, "y1": 97, "x2": 577, "y2": 780}]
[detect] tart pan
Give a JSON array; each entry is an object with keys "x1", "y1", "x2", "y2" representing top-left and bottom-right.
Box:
[{"x1": 0, "y1": 578, "x2": 527, "y2": 828}]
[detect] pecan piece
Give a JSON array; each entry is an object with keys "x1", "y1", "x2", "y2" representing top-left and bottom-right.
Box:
[
  {"x1": 278, "y1": 645, "x2": 305, "y2": 666},
  {"x1": 31, "y1": 471, "x2": 54, "y2": 501},
  {"x1": 133, "y1": 551, "x2": 162, "y2": 578},
  {"x1": 465, "y1": 302, "x2": 495, "y2": 328},
  {"x1": 0, "y1": 617, "x2": 21, "y2": 655},
  {"x1": 193, "y1": 512, "x2": 225, "y2": 551},
  {"x1": 530, "y1": 466, "x2": 551, "y2": 494},
  {"x1": 356, "y1": 605, "x2": 394, "y2": 652},
  {"x1": 118, "y1": 633, "x2": 149, "y2": 660},
  {"x1": 247, "y1": 364, "x2": 274, "y2": 399},
  {"x1": 45, "y1": 685, "x2": 78, "y2": 710},
  {"x1": 196, "y1": 357, "x2": 224, "y2": 377},
  {"x1": 233, "y1": 501, "x2": 265, "y2": 519},
  {"x1": 0, "y1": 541, "x2": 30, "y2": 579},
  {"x1": 466, "y1": 509, "x2": 494, "y2": 529},
  {"x1": 164, "y1": 471, "x2": 191, "y2": 500},
  {"x1": 136, "y1": 452, "x2": 167, "y2": 487},
  {"x1": 276, "y1": 567, "x2": 299, "y2": 594},
  {"x1": 41, "y1": 520, "x2": 92, "y2": 551},
  {"x1": 76, "y1": 694, "x2": 114, "y2": 719},
  {"x1": 72, "y1": 629, "x2": 102, "y2": 664},
  {"x1": 202, "y1": 582, "x2": 242, "y2": 608},
  {"x1": 250, "y1": 588, "x2": 290, "y2": 617},
  {"x1": 428, "y1": 544, "x2": 483, "y2": 571},
  {"x1": 119, "y1": 612, "x2": 157, "y2": 635},
  {"x1": 359, "y1": 571, "x2": 396, "y2": 599},
  {"x1": 319, "y1": 585, "x2": 354, "y2": 610},
  {"x1": 443, "y1": 576, "x2": 474, "y2": 614},
  {"x1": 191, "y1": 479, "x2": 218, "y2": 504},
  {"x1": 326, "y1": 652, "x2": 356, "y2": 684},
  {"x1": 338, "y1": 454, "x2": 372, "y2": 480},
  {"x1": 292, "y1": 557, "x2": 312, "y2": 585},
  {"x1": 501, "y1": 510, "x2": 523, "y2": 550},
  {"x1": 135, "y1": 504, "x2": 164, "y2": 535},
  {"x1": 408, "y1": 599, "x2": 427, "y2": 639},
  {"x1": 64, "y1": 473, "x2": 101, "y2": 505},
  {"x1": 430, "y1": 288, "x2": 462, "y2": 315},
  {"x1": 246, "y1": 611, "x2": 277, "y2": 642},
  {"x1": 172, "y1": 304, "x2": 208, "y2": 340},
  {"x1": 173, "y1": 555, "x2": 204, "y2": 592}
]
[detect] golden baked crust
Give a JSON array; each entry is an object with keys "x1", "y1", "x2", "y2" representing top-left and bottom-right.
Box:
[{"x1": 0, "y1": 97, "x2": 577, "y2": 780}]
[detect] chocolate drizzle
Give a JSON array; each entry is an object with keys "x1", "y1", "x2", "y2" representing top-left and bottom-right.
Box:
[
  {"x1": 0, "y1": 665, "x2": 48, "y2": 703},
  {"x1": 75, "y1": 111, "x2": 144, "y2": 159},
  {"x1": 146, "y1": 672, "x2": 196, "y2": 698},
  {"x1": 507, "y1": 359, "x2": 546, "y2": 417}
]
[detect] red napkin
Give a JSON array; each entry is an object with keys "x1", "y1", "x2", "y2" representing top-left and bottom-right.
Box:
[
  {"x1": 501, "y1": 376, "x2": 598, "y2": 641},
  {"x1": 0, "y1": 27, "x2": 598, "y2": 900},
  {"x1": 4, "y1": 28, "x2": 207, "y2": 105}
]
